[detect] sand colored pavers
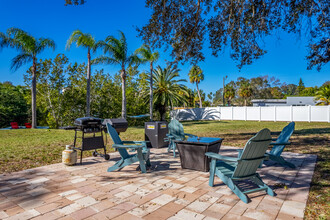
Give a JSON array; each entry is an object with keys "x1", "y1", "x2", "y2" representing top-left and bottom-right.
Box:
[{"x1": 0, "y1": 146, "x2": 316, "y2": 220}]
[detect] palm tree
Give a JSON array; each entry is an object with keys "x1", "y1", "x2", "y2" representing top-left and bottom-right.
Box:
[
  {"x1": 315, "y1": 85, "x2": 330, "y2": 105},
  {"x1": 135, "y1": 44, "x2": 159, "y2": 121},
  {"x1": 153, "y1": 65, "x2": 188, "y2": 120},
  {"x1": 238, "y1": 83, "x2": 253, "y2": 106},
  {"x1": 188, "y1": 65, "x2": 204, "y2": 108},
  {"x1": 0, "y1": 28, "x2": 55, "y2": 128},
  {"x1": 93, "y1": 31, "x2": 139, "y2": 119},
  {"x1": 66, "y1": 30, "x2": 96, "y2": 117},
  {"x1": 224, "y1": 85, "x2": 235, "y2": 106}
]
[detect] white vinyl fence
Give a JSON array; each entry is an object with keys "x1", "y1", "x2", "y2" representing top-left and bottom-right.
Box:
[{"x1": 171, "y1": 106, "x2": 330, "y2": 122}]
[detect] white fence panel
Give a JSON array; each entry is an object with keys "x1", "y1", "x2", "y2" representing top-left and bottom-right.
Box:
[
  {"x1": 311, "y1": 106, "x2": 329, "y2": 122},
  {"x1": 233, "y1": 107, "x2": 245, "y2": 120},
  {"x1": 293, "y1": 106, "x2": 309, "y2": 121},
  {"x1": 171, "y1": 106, "x2": 329, "y2": 122},
  {"x1": 276, "y1": 106, "x2": 291, "y2": 121},
  {"x1": 261, "y1": 107, "x2": 274, "y2": 121},
  {"x1": 220, "y1": 107, "x2": 232, "y2": 120},
  {"x1": 246, "y1": 107, "x2": 260, "y2": 121}
]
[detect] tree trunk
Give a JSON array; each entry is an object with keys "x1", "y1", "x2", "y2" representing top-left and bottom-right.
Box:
[
  {"x1": 160, "y1": 105, "x2": 166, "y2": 121},
  {"x1": 86, "y1": 48, "x2": 91, "y2": 117},
  {"x1": 149, "y1": 62, "x2": 153, "y2": 121},
  {"x1": 31, "y1": 57, "x2": 37, "y2": 128},
  {"x1": 196, "y1": 82, "x2": 202, "y2": 108},
  {"x1": 244, "y1": 99, "x2": 247, "y2": 106},
  {"x1": 121, "y1": 68, "x2": 127, "y2": 119}
]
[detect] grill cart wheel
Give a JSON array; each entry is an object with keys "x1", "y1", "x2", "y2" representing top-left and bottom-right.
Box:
[
  {"x1": 104, "y1": 154, "x2": 110, "y2": 160},
  {"x1": 93, "y1": 151, "x2": 98, "y2": 157}
]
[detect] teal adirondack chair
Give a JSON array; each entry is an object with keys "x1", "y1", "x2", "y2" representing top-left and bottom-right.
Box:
[
  {"x1": 165, "y1": 119, "x2": 197, "y2": 157},
  {"x1": 106, "y1": 123, "x2": 151, "y2": 173},
  {"x1": 237, "y1": 122, "x2": 295, "y2": 168},
  {"x1": 266, "y1": 122, "x2": 295, "y2": 168},
  {"x1": 206, "y1": 128, "x2": 275, "y2": 203}
]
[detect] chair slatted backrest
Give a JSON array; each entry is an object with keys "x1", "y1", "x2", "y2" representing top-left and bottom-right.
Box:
[
  {"x1": 168, "y1": 119, "x2": 185, "y2": 140},
  {"x1": 106, "y1": 123, "x2": 129, "y2": 159},
  {"x1": 269, "y1": 122, "x2": 295, "y2": 156},
  {"x1": 232, "y1": 129, "x2": 272, "y2": 178}
]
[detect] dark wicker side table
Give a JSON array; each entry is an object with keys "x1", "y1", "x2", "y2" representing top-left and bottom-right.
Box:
[{"x1": 175, "y1": 137, "x2": 223, "y2": 172}]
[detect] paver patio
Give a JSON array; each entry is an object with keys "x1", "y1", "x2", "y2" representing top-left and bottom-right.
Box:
[{"x1": 0, "y1": 146, "x2": 316, "y2": 220}]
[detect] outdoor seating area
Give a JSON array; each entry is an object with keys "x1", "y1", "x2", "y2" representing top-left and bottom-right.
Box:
[
  {"x1": 0, "y1": 145, "x2": 316, "y2": 219},
  {"x1": 1, "y1": 1, "x2": 329, "y2": 218}
]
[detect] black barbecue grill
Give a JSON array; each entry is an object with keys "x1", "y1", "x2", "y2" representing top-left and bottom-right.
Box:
[
  {"x1": 61, "y1": 117, "x2": 109, "y2": 164},
  {"x1": 62, "y1": 117, "x2": 129, "y2": 164}
]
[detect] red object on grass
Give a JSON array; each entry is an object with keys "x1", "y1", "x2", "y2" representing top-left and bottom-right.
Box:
[
  {"x1": 10, "y1": 122, "x2": 19, "y2": 129},
  {"x1": 25, "y1": 123, "x2": 32, "y2": 128}
]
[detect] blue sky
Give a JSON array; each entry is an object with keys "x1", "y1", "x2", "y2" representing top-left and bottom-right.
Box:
[{"x1": 0, "y1": 0, "x2": 329, "y2": 96}]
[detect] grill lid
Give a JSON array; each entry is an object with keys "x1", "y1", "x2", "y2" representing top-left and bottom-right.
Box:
[
  {"x1": 74, "y1": 117, "x2": 102, "y2": 127},
  {"x1": 103, "y1": 118, "x2": 128, "y2": 133}
]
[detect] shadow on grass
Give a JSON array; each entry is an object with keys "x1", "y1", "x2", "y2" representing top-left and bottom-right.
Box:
[
  {"x1": 182, "y1": 121, "x2": 228, "y2": 126},
  {"x1": 294, "y1": 127, "x2": 330, "y2": 135}
]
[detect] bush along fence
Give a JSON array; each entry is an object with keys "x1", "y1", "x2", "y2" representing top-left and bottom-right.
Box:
[{"x1": 171, "y1": 106, "x2": 330, "y2": 122}]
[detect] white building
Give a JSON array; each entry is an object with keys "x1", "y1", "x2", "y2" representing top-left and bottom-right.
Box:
[{"x1": 252, "y1": 96, "x2": 317, "y2": 107}]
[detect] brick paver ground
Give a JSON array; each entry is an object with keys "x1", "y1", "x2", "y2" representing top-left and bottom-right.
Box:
[{"x1": 0, "y1": 146, "x2": 317, "y2": 220}]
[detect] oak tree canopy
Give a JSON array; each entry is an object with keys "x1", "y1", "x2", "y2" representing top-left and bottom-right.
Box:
[{"x1": 65, "y1": 0, "x2": 329, "y2": 70}]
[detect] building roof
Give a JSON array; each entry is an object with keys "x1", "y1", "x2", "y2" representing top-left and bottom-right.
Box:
[{"x1": 251, "y1": 99, "x2": 286, "y2": 103}]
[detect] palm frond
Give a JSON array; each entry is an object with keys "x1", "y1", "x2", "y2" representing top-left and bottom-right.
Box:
[
  {"x1": 152, "y1": 65, "x2": 188, "y2": 107},
  {"x1": 7, "y1": 27, "x2": 29, "y2": 37},
  {"x1": 6, "y1": 28, "x2": 36, "y2": 53},
  {"x1": 36, "y1": 38, "x2": 56, "y2": 54},
  {"x1": 104, "y1": 35, "x2": 124, "y2": 60},
  {"x1": 127, "y1": 54, "x2": 141, "y2": 66},
  {"x1": 92, "y1": 56, "x2": 118, "y2": 65},
  {"x1": 66, "y1": 30, "x2": 95, "y2": 50},
  {"x1": 92, "y1": 40, "x2": 106, "y2": 52},
  {"x1": 135, "y1": 44, "x2": 160, "y2": 64},
  {"x1": 188, "y1": 65, "x2": 204, "y2": 84},
  {"x1": 10, "y1": 53, "x2": 33, "y2": 71},
  {"x1": 118, "y1": 31, "x2": 128, "y2": 58},
  {"x1": 0, "y1": 32, "x2": 9, "y2": 50}
]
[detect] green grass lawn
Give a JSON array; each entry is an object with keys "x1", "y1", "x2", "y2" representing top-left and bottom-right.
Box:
[{"x1": 0, "y1": 121, "x2": 329, "y2": 219}]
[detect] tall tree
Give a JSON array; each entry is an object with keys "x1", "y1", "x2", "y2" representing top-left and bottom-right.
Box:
[
  {"x1": 93, "y1": 31, "x2": 140, "y2": 119},
  {"x1": 135, "y1": 44, "x2": 159, "y2": 121},
  {"x1": 138, "y1": 0, "x2": 329, "y2": 70},
  {"x1": 66, "y1": 30, "x2": 96, "y2": 117},
  {"x1": 34, "y1": 54, "x2": 68, "y2": 128},
  {"x1": 188, "y1": 65, "x2": 204, "y2": 108},
  {"x1": 297, "y1": 78, "x2": 305, "y2": 95},
  {"x1": 65, "y1": 0, "x2": 85, "y2": 6},
  {"x1": 0, "y1": 82, "x2": 28, "y2": 128},
  {"x1": 315, "y1": 85, "x2": 330, "y2": 105},
  {"x1": 0, "y1": 28, "x2": 55, "y2": 128},
  {"x1": 238, "y1": 83, "x2": 253, "y2": 106},
  {"x1": 152, "y1": 65, "x2": 188, "y2": 120},
  {"x1": 224, "y1": 84, "x2": 235, "y2": 106}
]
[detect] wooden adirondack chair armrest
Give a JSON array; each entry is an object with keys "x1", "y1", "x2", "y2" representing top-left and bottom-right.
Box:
[
  {"x1": 122, "y1": 141, "x2": 148, "y2": 145},
  {"x1": 270, "y1": 142, "x2": 291, "y2": 146},
  {"x1": 165, "y1": 134, "x2": 175, "y2": 140},
  {"x1": 113, "y1": 144, "x2": 144, "y2": 149},
  {"x1": 205, "y1": 152, "x2": 239, "y2": 162},
  {"x1": 184, "y1": 133, "x2": 197, "y2": 138}
]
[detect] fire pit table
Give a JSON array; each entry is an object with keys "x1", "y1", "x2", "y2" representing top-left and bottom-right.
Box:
[{"x1": 175, "y1": 137, "x2": 223, "y2": 172}]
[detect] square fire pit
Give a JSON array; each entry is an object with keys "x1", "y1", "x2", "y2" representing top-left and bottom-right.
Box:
[{"x1": 175, "y1": 137, "x2": 223, "y2": 172}]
